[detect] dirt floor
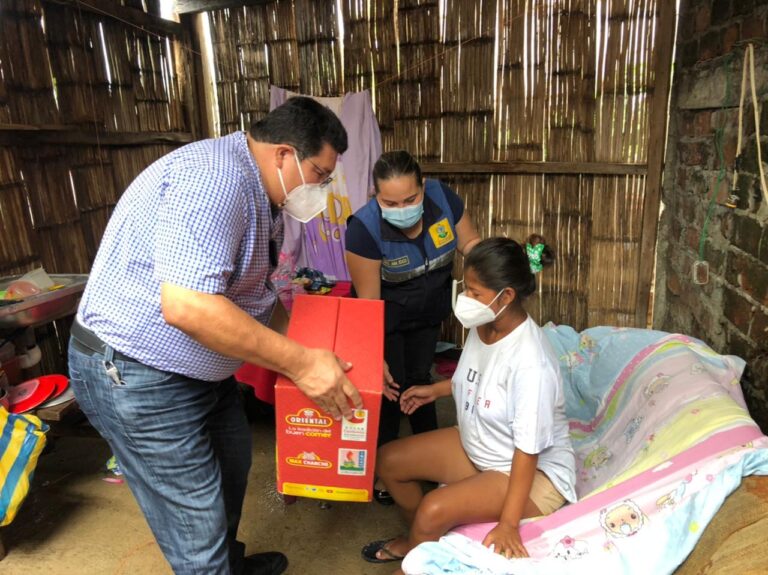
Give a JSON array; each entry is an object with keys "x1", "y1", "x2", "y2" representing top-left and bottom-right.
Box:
[
  {"x1": 6, "y1": 388, "x2": 767, "y2": 575},
  {"x1": 0, "y1": 395, "x2": 457, "y2": 575}
]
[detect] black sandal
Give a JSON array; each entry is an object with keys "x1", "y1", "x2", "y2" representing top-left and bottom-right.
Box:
[
  {"x1": 373, "y1": 487, "x2": 395, "y2": 506},
  {"x1": 361, "y1": 538, "x2": 406, "y2": 563}
]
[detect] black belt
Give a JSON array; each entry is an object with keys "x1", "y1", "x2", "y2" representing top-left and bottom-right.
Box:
[{"x1": 70, "y1": 319, "x2": 135, "y2": 362}]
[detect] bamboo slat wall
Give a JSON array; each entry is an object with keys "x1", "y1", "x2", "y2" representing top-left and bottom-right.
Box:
[
  {"x1": 0, "y1": 0, "x2": 190, "y2": 373},
  {"x1": 393, "y1": 1, "x2": 441, "y2": 161},
  {"x1": 203, "y1": 0, "x2": 665, "y2": 338},
  {"x1": 0, "y1": 0, "x2": 189, "y2": 274}
]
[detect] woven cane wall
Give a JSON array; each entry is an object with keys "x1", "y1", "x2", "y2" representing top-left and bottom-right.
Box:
[
  {"x1": 200, "y1": 0, "x2": 666, "y2": 339},
  {"x1": 0, "y1": 0, "x2": 191, "y2": 372}
]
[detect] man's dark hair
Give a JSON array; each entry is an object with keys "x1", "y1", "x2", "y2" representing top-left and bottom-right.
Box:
[
  {"x1": 372, "y1": 150, "x2": 423, "y2": 193},
  {"x1": 249, "y1": 96, "x2": 348, "y2": 158}
]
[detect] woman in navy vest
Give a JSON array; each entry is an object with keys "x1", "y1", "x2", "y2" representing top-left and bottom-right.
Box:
[{"x1": 345, "y1": 150, "x2": 480, "y2": 503}]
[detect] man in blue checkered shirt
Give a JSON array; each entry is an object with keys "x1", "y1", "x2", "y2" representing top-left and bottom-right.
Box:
[{"x1": 68, "y1": 97, "x2": 361, "y2": 575}]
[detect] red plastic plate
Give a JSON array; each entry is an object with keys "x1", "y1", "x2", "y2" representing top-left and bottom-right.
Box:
[{"x1": 8, "y1": 376, "x2": 57, "y2": 413}]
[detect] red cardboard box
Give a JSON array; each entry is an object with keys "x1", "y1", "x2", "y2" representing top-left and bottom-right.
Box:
[{"x1": 275, "y1": 295, "x2": 383, "y2": 502}]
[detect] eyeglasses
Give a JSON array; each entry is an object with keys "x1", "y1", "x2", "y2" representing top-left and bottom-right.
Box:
[{"x1": 304, "y1": 156, "x2": 335, "y2": 189}]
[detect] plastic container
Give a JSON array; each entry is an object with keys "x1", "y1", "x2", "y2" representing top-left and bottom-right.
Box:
[
  {"x1": 0, "y1": 273, "x2": 88, "y2": 328},
  {"x1": 17, "y1": 268, "x2": 55, "y2": 290},
  {"x1": 5, "y1": 280, "x2": 42, "y2": 299}
]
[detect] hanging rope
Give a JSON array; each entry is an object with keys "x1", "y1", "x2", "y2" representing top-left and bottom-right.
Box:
[{"x1": 733, "y1": 43, "x2": 768, "y2": 207}]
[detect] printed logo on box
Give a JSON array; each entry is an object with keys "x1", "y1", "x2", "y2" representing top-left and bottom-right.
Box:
[
  {"x1": 284, "y1": 406, "x2": 333, "y2": 439},
  {"x1": 285, "y1": 407, "x2": 333, "y2": 427},
  {"x1": 338, "y1": 449, "x2": 367, "y2": 476},
  {"x1": 286, "y1": 452, "x2": 333, "y2": 469},
  {"x1": 341, "y1": 409, "x2": 369, "y2": 441}
]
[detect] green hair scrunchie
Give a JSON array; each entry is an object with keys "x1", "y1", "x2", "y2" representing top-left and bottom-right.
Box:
[{"x1": 526, "y1": 242, "x2": 546, "y2": 274}]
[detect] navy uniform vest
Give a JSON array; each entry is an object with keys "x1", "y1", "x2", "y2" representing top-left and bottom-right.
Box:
[{"x1": 354, "y1": 179, "x2": 458, "y2": 331}]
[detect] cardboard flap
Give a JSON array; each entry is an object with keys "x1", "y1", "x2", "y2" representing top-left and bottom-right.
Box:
[
  {"x1": 285, "y1": 295, "x2": 339, "y2": 347},
  {"x1": 276, "y1": 295, "x2": 339, "y2": 390},
  {"x1": 334, "y1": 298, "x2": 384, "y2": 394}
]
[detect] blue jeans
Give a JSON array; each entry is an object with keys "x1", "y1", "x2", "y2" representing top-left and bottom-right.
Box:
[{"x1": 68, "y1": 339, "x2": 252, "y2": 574}]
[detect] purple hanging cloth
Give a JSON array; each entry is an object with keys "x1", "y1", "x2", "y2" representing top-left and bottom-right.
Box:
[{"x1": 269, "y1": 87, "x2": 382, "y2": 290}]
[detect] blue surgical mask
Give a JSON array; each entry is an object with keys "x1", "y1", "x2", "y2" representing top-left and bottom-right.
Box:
[{"x1": 380, "y1": 202, "x2": 424, "y2": 229}]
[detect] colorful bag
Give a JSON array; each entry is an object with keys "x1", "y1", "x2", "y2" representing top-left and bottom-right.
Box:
[{"x1": 0, "y1": 406, "x2": 48, "y2": 526}]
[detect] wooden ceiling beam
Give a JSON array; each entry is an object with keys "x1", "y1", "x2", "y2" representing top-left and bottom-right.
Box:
[
  {"x1": 0, "y1": 124, "x2": 193, "y2": 146},
  {"x1": 174, "y1": 0, "x2": 270, "y2": 15},
  {"x1": 45, "y1": 0, "x2": 184, "y2": 36},
  {"x1": 420, "y1": 162, "x2": 648, "y2": 176}
]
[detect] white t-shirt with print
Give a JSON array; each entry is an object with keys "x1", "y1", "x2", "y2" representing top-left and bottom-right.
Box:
[{"x1": 452, "y1": 316, "x2": 577, "y2": 503}]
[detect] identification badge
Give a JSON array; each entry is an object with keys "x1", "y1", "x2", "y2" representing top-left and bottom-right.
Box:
[
  {"x1": 429, "y1": 218, "x2": 455, "y2": 248},
  {"x1": 384, "y1": 255, "x2": 410, "y2": 268}
]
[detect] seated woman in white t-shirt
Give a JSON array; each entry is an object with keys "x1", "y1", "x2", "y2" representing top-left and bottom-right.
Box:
[{"x1": 361, "y1": 235, "x2": 577, "y2": 569}]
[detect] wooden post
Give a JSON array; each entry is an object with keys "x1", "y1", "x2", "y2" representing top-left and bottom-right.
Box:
[
  {"x1": 634, "y1": 0, "x2": 678, "y2": 328},
  {"x1": 181, "y1": 13, "x2": 216, "y2": 139},
  {"x1": 176, "y1": 16, "x2": 202, "y2": 140}
]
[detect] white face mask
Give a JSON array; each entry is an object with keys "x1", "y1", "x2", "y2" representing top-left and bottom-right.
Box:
[
  {"x1": 277, "y1": 151, "x2": 328, "y2": 223},
  {"x1": 451, "y1": 280, "x2": 508, "y2": 329}
]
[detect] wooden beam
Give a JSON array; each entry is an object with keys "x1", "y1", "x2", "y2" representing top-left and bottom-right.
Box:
[
  {"x1": 182, "y1": 13, "x2": 216, "y2": 139},
  {"x1": 177, "y1": 14, "x2": 202, "y2": 139},
  {"x1": 174, "y1": 0, "x2": 270, "y2": 15},
  {"x1": 420, "y1": 162, "x2": 648, "y2": 176},
  {"x1": 0, "y1": 125, "x2": 193, "y2": 146},
  {"x1": 634, "y1": 0, "x2": 677, "y2": 328},
  {"x1": 45, "y1": 0, "x2": 184, "y2": 36}
]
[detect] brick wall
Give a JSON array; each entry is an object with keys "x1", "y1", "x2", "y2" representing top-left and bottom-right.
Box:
[{"x1": 654, "y1": 0, "x2": 768, "y2": 431}]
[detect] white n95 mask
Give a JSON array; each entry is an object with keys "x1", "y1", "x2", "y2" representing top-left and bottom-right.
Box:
[
  {"x1": 452, "y1": 290, "x2": 507, "y2": 329},
  {"x1": 277, "y1": 152, "x2": 328, "y2": 223}
]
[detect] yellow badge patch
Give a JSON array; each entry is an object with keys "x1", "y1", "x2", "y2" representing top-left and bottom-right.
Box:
[{"x1": 429, "y1": 218, "x2": 455, "y2": 248}]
